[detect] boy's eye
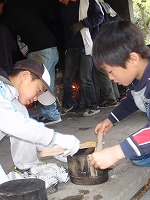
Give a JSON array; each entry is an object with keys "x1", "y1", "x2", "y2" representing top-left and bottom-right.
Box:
[
  {"x1": 109, "y1": 71, "x2": 112, "y2": 74},
  {"x1": 44, "y1": 89, "x2": 47, "y2": 93}
]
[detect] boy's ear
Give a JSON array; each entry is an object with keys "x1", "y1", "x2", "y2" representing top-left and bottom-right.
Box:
[
  {"x1": 128, "y1": 52, "x2": 139, "y2": 67},
  {"x1": 20, "y1": 71, "x2": 31, "y2": 82}
]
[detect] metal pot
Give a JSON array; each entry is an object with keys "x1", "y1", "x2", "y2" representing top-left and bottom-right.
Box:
[{"x1": 67, "y1": 147, "x2": 109, "y2": 185}]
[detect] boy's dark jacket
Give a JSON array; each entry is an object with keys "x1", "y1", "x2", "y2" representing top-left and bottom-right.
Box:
[{"x1": 108, "y1": 59, "x2": 150, "y2": 159}]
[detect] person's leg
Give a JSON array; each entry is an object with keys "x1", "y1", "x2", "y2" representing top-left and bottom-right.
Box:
[
  {"x1": 80, "y1": 51, "x2": 100, "y2": 116},
  {"x1": 98, "y1": 69, "x2": 116, "y2": 100},
  {"x1": 80, "y1": 52, "x2": 98, "y2": 108},
  {"x1": 130, "y1": 154, "x2": 150, "y2": 167},
  {"x1": 62, "y1": 48, "x2": 79, "y2": 109},
  {"x1": 27, "y1": 48, "x2": 61, "y2": 122},
  {"x1": 10, "y1": 137, "x2": 39, "y2": 170},
  {"x1": 93, "y1": 68, "x2": 118, "y2": 108},
  {"x1": 92, "y1": 67, "x2": 101, "y2": 104},
  {"x1": 112, "y1": 81, "x2": 120, "y2": 100}
]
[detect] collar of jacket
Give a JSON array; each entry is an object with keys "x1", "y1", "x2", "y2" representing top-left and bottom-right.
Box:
[{"x1": 0, "y1": 75, "x2": 13, "y2": 87}]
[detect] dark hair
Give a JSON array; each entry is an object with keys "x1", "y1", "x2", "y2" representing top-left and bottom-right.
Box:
[
  {"x1": 9, "y1": 69, "x2": 39, "y2": 80},
  {"x1": 93, "y1": 21, "x2": 150, "y2": 69}
]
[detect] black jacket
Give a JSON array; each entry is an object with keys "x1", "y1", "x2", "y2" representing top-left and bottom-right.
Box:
[
  {"x1": 1, "y1": 0, "x2": 56, "y2": 53},
  {"x1": 0, "y1": 24, "x2": 24, "y2": 73},
  {"x1": 60, "y1": 0, "x2": 104, "y2": 48}
]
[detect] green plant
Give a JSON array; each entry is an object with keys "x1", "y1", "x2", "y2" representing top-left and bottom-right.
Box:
[{"x1": 133, "y1": 0, "x2": 150, "y2": 44}]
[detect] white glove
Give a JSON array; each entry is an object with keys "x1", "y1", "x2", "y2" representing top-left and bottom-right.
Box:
[{"x1": 51, "y1": 132, "x2": 80, "y2": 156}]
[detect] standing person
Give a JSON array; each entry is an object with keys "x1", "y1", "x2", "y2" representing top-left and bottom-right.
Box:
[
  {"x1": 0, "y1": 1, "x2": 25, "y2": 74},
  {"x1": 88, "y1": 21, "x2": 150, "y2": 169},
  {"x1": 93, "y1": 67, "x2": 119, "y2": 108},
  {"x1": 1, "y1": 0, "x2": 61, "y2": 125},
  {"x1": 0, "y1": 59, "x2": 80, "y2": 171},
  {"x1": 59, "y1": 0, "x2": 104, "y2": 117},
  {"x1": 0, "y1": 24, "x2": 25, "y2": 74}
]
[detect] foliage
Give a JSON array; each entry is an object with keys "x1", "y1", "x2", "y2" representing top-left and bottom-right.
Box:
[{"x1": 133, "y1": 0, "x2": 150, "y2": 44}]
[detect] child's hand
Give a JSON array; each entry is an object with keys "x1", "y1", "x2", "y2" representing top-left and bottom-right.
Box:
[
  {"x1": 51, "y1": 132, "x2": 80, "y2": 156},
  {"x1": 95, "y1": 118, "x2": 113, "y2": 135},
  {"x1": 88, "y1": 145, "x2": 125, "y2": 169}
]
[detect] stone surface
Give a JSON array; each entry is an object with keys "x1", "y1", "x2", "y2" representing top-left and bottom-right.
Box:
[{"x1": 0, "y1": 108, "x2": 150, "y2": 200}]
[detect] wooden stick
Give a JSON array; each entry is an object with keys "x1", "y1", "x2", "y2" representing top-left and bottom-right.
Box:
[
  {"x1": 89, "y1": 131, "x2": 103, "y2": 176},
  {"x1": 94, "y1": 131, "x2": 103, "y2": 152},
  {"x1": 39, "y1": 141, "x2": 96, "y2": 157}
]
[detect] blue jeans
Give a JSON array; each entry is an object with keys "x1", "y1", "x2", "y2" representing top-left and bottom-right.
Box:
[
  {"x1": 130, "y1": 154, "x2": 150, "y2": 167},
  {"x1": 63, "y1": 47, "x2": 98, "y2": 109},
  {"x1": 27, "y1": 47, "x2": 61, "y2": 120}
]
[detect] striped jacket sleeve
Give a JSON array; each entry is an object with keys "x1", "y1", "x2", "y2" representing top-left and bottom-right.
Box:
[
  {"x1": 107, "y1": 85, "x2": 150, "y2": 158},
  {"x1": 120, "y1": 121, "x2": 150, "y2": 158}
]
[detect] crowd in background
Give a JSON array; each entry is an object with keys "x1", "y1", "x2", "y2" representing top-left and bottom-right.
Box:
[{"x1": 0, "y1": 0, "x2": 123, "y2": 124}]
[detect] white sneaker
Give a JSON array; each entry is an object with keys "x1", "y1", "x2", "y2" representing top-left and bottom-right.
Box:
[
  {"x1": 60, "y1": 106, "x2": 73, "y2": 116},
  {"x1": 7, "y1": 168, "x2": 36, "y2": 181},
  {"x1": 83, "y1": 107, "x2": 100, "y2": 117},
  {"x1": 38, "y1": 117, "x2": 62, "y2": 125}
]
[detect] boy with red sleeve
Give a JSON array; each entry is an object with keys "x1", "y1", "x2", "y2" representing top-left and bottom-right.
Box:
[{"x1": 88, "y1": 21, "x2": 150, "y2": 169}]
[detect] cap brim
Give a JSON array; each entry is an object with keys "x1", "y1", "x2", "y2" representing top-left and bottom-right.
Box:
[
  {"x1": 38, "y1": 90, "x2": 56, "y2": 106},
  {"x1": 37, "y1": 76, "x2": 56, "y2": 105}
]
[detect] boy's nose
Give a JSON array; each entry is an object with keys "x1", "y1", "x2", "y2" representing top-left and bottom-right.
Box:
[{"x1": 33, "y1": 96, "x2": 38, "y2": 101}]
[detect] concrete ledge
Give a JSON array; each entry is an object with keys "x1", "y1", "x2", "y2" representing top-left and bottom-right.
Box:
[
  {"x1": 48, "y1": 161, "x2": 150, "y2": 200},
  {"x1": 47, "y1": 110, "x2": 150, "y2": 200},
  {"x1": 0, "y1": 109, "x2": 149, "y2": 200}
]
